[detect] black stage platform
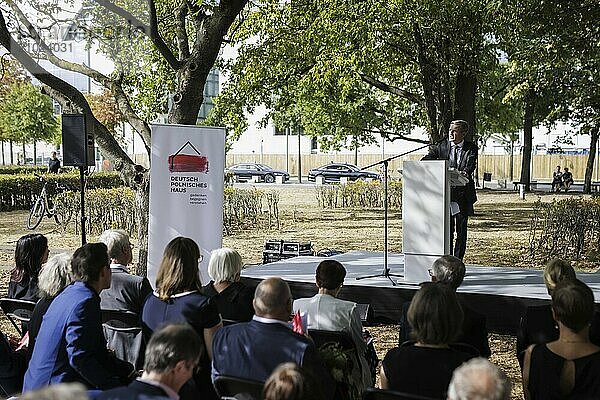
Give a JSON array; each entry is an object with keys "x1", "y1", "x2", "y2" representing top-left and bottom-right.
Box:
[{"x1": 241, "y1": 250, "x2": 600, "y2": 335}]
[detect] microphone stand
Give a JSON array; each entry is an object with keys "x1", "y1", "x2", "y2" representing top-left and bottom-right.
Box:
[{"x1": 355, "y1": 144, "x2": 431, "y2": 285}]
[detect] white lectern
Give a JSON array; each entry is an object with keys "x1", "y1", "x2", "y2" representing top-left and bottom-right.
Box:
[{"x1": 402, "y1": 160, "x2": 467, "y2": 283}]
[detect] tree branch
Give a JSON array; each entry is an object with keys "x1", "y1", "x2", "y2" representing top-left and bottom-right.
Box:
[
  {"x1": 0, "y1": 10, "x2": 136, "y2": 176},
  {"x1": 94, "y1": 0, "x2": 182, "y2": 69},
  {"x1": 5, "y1": 0, "x2": 109, "y2": 83},
  {"x1": 361, "y1": 128, "x2": 429, "y2": 144},
  {"x1": 360, "y1": 73, "x2": 423, "y2": 105},
  {"x1": 174, "y1": 1, "x2": 190, "y2": 59}
]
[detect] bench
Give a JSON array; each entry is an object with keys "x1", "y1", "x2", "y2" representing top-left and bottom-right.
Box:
[{"x1": 513, "y1": 180, "x2": 539, "y2": 190}]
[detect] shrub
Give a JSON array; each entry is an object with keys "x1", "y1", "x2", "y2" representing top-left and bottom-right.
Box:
[
  {"x1": 0, "y1": 165, "x2": 78, "y2": 175},
  {"x1": 54, "y1": 186, "x2": 280, "y2": 237},
  {"x1": 315, "y1": 180, "x2": 402, "y2": 209},
  {"x1": 55, "y1": 187, "x2": 136, "y2": 236},
  {"x1": 0, "y1": 172, "x2": 123, "y2": 211},
  {"x1": 223, "y1": 187, "x2": 280, "y2": 234},
  {"x1": 529, "y1": 197, "x2": 600, "y2": 263}
]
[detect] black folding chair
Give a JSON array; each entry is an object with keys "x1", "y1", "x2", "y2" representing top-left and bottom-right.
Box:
[
  {"x1": 0, "y1": 298, "x2": 36, "y2": 336},
  {"x1": 213, "y1": 375, "x2": 264, "y2": 400},
  {"x1": 363, "y1": 387, "x2": 438, "y2": 400},
  {"x1": 308, "y1": 329, "x2": 356, "y2": 351},
  {"x1": 399, "y1": 340, "x2": 480, "y2": 358}
]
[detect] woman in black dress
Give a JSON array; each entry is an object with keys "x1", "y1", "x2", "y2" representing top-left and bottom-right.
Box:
[
  {"x1": 517, "y1": 259, "x2": 600, "y2": 369},
  {"x1": 202, "y1": 247, "x2": 254, "y2": 323},
  {"x1": 380, "y1": 283, "x2": 473, "y2": 399},
  {"x1": 142, "y1": 237, "x2": 222, "y2": 400},
  {"x1": 523, "y1": 279, "x2": 600, "y2": 399},
  {"x1": 8, "y1": 234, "x2": 49, "y2": 302}
]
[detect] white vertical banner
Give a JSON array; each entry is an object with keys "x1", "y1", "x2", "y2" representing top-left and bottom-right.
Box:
[{"x1": 147, "y1": 124, "x2": 225, "y2": 287}]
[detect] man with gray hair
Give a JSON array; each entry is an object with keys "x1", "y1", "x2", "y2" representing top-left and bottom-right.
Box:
[
  {"x1": 98, "y1": 324, "x2": 201, "y2": 399},
  {"x1": 211, "y1": 277, "x2": 333, "y2": 397},
  {"x1": 422, "y1": 120, "x2": 478, "y2": 260},
  {"x1": 98, "y1": 229, "x2": 152, "y2": 368},
  {"x1": 447, "y1": 358, "x2": 511, "y2": 400},
  {"x1": 399, "y1": 255, "x2": 490, "y2": 357}
]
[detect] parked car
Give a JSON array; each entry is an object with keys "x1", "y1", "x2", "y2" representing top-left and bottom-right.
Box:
[
  {"x1": 226, "y1": 163, "x2": 290, "y2": 183},
  {"x1": 308, "y1": 163, "x2": 380, "y2": 182}
]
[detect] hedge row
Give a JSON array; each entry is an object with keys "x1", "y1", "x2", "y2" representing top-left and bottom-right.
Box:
[
  {"x1": 0, "y1": 172, "x2": 123, "y2": 211},
  {"x1": 315, "y1": 180, "x2": 402, "y2": 209},
  {"x1": 56, "y1": 188, "x2": 136, "y2": 236},
  {"x1": 52, "y1": 186, "x2": 281, "y2": 237},
  {"x1": 0, "y1": 165, "x2": 74, "y2": 175},
  {"x1": 529, "y1": 198, "x2": 600, "y2": 263}
]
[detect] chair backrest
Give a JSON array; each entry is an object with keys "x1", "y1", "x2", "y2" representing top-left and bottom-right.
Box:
[
  {"x1": 400, "y1": 340, "x2": 480, "y2": 358},
  {"x1": 222, "y1": 318, "x2": 240, "y2": 327},
  {"x1": 308, "y1": 329, "x2": 356, "y2": 351},
  {"x1": 100, "y1": 309, "x2": 141, "y2": 333},
  {"x1": 363, "y1": 387, "x2": 438, "y2": 400},
  {"x1": 0, "y1": 298, "x2": 36, "y2": 336},
  {"x1": 213, "y1": 375, "x2": 264, "y2": 400}
]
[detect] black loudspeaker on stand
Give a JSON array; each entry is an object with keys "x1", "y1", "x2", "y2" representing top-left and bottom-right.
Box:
[
  {"x1": 355, "y1": 144, "x2": 431, "y2": 285},
  {"x1": 62, "y1": 114, "x2": 95, "y2": 245}
]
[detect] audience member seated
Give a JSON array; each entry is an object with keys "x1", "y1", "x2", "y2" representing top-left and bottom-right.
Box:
[
  {"x1": 28, "y1": 253, "x2": 73, "y2": 361},
  {"x1": 97, "y1": 324, "x2": 201, "y2": 400},
  {"x1": 399, "y1": 255, "x2": 490, "y2": 357},
  {"x1": 23, "y1": 243, "x2": 134, "y2": 392},
  {"x1": 517, "y1": 258, "x2": 600, "y2": 369},
  {"x1": 447, "y1": 358, "x2": 511, "y2": 400},
  {"x1": 551, "y1": 165, "x2": 563, "y2": 192},
  {"x1": 293, "y1": 259, "x2": 372, "y2": 389},
  {"x1": 523, "y1": 279, "x2": 600, "y2": 399},
  {"x1": 263, "y1": 363, "x2": 318, "y2": 400},
  {"x1": 212, "y1": 277, "x2": 333, "y2": 398},
  {"x1": 8, "y1": 233, "x2": 49, "y2": 302},
  {"x1": 201, "y1": 247, "x2": 254, "y2": 322},
  {"x1": 142, "y1": 236, "x2": 222, "y2": 400},
  {"x1": 19, "y1": 382, "x2": 90, "y2": 400},
  {"x1": 0, "y1": 330, "x2": 27, "y2": 397},
  {"x1": 98, "y1": 229, "x2": 152, "y2": 369},
  {"x1": 382, "y1": 282, "x2": 473, "y2": 399},
  {"x1": 562, "y1": 167, "x2": 574, "y2": 191}
]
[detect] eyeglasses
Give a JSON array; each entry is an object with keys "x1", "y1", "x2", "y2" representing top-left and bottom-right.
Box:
[
  {"x1": 198, "y1": 254, "x2": 204, "y2": 264},
  {"x1": 428, "y1": 269, "x2": 434, "y2": 277}
]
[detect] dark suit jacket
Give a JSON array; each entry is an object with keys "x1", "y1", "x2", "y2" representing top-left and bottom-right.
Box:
[
  {"x1": 100, "y1": 265, "x2": 153, "y2": 369},
  {"x1": 212, "y1": 318, "x2": 333, "y2": 398},
  {"x1": 398, "y1": 297, "x2": 490, "y2": 357},
  {"x1": 23, "y1": 281, "x2": 133, "y2": 392},
  {"x1": 422, "y1": 139, "x2": 478, "y2": 215},
  {"x1": 201, "y1": 281, "x2": 255, "y2": 322},
  {"x1": 96, "y1": 380, "x2": 171, "y2": 400}
]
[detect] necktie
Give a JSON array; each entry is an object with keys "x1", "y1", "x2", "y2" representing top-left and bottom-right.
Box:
[{"x1": 451, "y1": 146, "x2": 459, "y2": 168}]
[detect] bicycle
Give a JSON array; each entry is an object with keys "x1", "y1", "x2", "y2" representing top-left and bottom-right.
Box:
[{"x1": 27, "y1": 174, "x2": 72, "y2": 230}]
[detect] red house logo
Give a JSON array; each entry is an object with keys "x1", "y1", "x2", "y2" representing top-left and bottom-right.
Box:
[{"x1": 168, "y1": 141, "x2": 209, "y2": 173}]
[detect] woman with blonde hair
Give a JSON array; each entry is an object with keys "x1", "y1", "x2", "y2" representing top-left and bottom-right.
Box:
[
  {"x1": 142, "y1": 237, "x2": 222, "y2": 400},
  {"x1": 202, "y1": 247, "x2": 254, "y2": 322},
  {"x1": 517, "y1": 259, "x2": 600, "y2": 368}
]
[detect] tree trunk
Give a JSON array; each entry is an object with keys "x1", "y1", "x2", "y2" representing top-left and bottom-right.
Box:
[
  {"x1": 510, "y1": 141, "x2": 514, "y2": 182},
  {"x1": 583, "y1": 126, "x2": 599, "y2": 194},
  {"x1": 1, "y1": 141, "x2": 4, "y2": 165},
  {"x1": 520, "y1": 90, "x2": 535, "y2": 192},
  {"x1": 22, "y1": 142, "x2": 26, "y2": 164},
  {"x1": 9, "y1": 140, "x2": 13, "y2": 164},
  {"x1": 413, "y1": 23, "x2": 439, "y2": 141},
  {"x1": 454, "y1": 69, "x2": 478, "y2": 143},
  {"x1": 134, "y1": 175, "x2": 150, "y2": 277},
  {"x1": 33, "y1": 142, "x2": 37, "y2": 165}
]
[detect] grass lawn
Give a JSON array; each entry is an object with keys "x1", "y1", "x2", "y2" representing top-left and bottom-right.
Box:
[{"x1": 0, "y1": 186, "x2": 597, "y2": 399}]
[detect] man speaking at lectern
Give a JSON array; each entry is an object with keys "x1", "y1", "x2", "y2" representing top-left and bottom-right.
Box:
[{"x1": 422, "y1": 120, "x2": 478, "y2": 260}]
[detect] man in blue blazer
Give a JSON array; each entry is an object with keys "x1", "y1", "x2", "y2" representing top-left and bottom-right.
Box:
[
  {"x1": 211, "y1": 277, "x2": 333, "y2": 397},
  {"x1": 23, "y1": 243, "x2": 134, "y2": 392},
  {"x1": 422, "y1": 120, "x2": 478, "y2": 260},
  {"x1": 98, "y1": 324, "x2": 201, "y2": 400}
]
